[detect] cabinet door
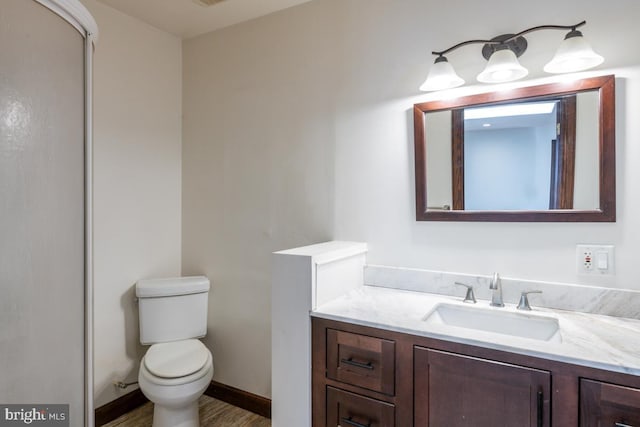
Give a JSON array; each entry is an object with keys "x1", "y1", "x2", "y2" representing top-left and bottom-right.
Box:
[
  {"x1": 581, "y1": 379, "x2": 640, "y2": 427},
  {"x1": 414, "y1": 347, "x2": 551, "y2": 427},
  {"x1": 326, "y1": 386, "x2": 395, "y2": 427}
]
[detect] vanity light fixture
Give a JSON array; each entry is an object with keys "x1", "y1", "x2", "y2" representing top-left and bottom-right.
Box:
[
  {"x1": 476, "y1": 45, "x2": 528, "y2": 83},
  {"x1": 419, "y1": 56, "x2": 465, "y2": 91},
  {"x1": 420, "y1": 21, "x2": 604, "y2": 91},
  {"x1": 544, "y1": 28, "x2": 604, "y2": 73}
]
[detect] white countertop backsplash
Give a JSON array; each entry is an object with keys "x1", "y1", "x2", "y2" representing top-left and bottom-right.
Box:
[
  {"x1": 312, "y1": 266, "x2": 640, "y2": 376},
  {"x1": 364, "y1": 265, "x2": 640, "y2": 319}
]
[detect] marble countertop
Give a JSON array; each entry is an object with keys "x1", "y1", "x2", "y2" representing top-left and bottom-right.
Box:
[{"x1": 311, "y1": 285, "x2": 640, "y2": 376}]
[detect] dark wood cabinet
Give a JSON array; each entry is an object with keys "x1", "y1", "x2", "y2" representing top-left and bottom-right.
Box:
[
  {"x1": 414, "y1": 347, "x2": 551, "y2": 426},
  {"x1": 580, "y1": 379, "x2": 640, "y2": 427},
  {"x1": 312, "y1": 317, "x2": 640, "y2": 427},
  {"x1": 327, "y1": 328, "x2": 395, "y2": 395},
  {"x1": 327, "y1": 386, "x2": 395, "y2": 427}
]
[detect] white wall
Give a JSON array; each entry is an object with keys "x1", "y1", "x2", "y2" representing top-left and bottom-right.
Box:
[
  {"x1": 183, "y1": 0, "x2": 640, "y2": 399},
  {"x1": 465, "y1": 127, "x2": 545, "y2": 210},
  {"x1": 574, "y1": 91, "x2": 600, "y2": 209},
  {"x1": 181, "y1": 0, "x2": 337, "y2": 398},
  {"x1": 425, "y1": 111, "x2": 452, "y2": 209},
  {"x1": 332, "y1": 1, "x2": 640, "y2": 289},
  {"x1": 83, "y1": 0, "x2": 183, "y2": 408}
]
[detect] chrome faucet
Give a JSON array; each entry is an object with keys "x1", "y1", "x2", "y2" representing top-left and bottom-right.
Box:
[{"x1": 489, "y1": 272, "x2": 504, "y2": 307}]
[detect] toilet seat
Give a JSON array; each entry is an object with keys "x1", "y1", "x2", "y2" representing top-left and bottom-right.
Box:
[
  {"x1": 144, "y1": 339, "x2": 211, "y2": 380},
  {"x1": 140, "y1": 353, "x2": 212, "y2": 387}
]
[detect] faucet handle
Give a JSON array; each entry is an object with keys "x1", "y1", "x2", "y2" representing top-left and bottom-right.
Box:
[
  {"x1": 455, "y1": 282, "x2": 477, "y2": 304},
  {"x1": 517, "y1": 290, "x2": 542, "y2": 311}
]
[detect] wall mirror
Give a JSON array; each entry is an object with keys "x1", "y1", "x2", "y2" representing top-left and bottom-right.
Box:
[{"x1": 413, "y1": 75, "x2": 615, "y2": 222}]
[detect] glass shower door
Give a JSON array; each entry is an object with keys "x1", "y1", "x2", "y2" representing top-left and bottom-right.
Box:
[{"x1": 1, "y1": 0, "x2": 86, "y2": 425}]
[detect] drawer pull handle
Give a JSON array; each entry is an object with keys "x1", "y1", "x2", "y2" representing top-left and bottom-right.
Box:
[
  {"x1": 615, "y1": 423, "x2": 633, "y2": 427},
  {"x1": 341, "y1": 417, "x2": 371, "y2": 427},
  {"x1": 340, "y1": 358, "x2": 374, "y2": 370}
]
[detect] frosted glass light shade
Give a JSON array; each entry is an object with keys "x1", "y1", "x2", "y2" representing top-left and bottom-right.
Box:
[
  {"x1": 477, "y1": 48, "x2": 528, "y2": 83},
  {"x1": 544, "y1": 32, "x2": 604, "y2": 73},
  {"x1": 419, "y1": 57, "x2": 465, "y2": 91}
]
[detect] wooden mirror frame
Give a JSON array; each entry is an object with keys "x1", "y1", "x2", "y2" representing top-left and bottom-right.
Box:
[{"x1": 413, "y1": 74, "x2": 615, "y2": 222}]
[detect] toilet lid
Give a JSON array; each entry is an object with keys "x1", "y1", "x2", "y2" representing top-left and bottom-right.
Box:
[{"x1": 144, "y1": 339, "x2": 209, "y2": 378}]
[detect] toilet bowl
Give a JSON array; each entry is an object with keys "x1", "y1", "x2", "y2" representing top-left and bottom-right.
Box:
[
  {"x1": 135, "y1": 276, "x2": 212, "y2": 427},
  {"x1": 138, "y1": 339, "x2": 214, "y2": 427}
]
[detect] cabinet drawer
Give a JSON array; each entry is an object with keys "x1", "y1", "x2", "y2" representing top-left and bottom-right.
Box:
[
  {"x1": 326, "y1": 386, "x2": 395, "y2": 427},
  {"x1": 327, "y1": 329, "x2": 395, "y2": 395},
  {"x1": 580, "y1": 378, "x2": 640, "y2": 427}
]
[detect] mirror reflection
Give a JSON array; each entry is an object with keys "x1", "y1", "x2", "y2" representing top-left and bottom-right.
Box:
[
  {"x1": 413, "y1": 75, "x2": 616, "y2": 222},
  {"x1": 426, "y1": 92, "x2": 599, "y2": 211}
]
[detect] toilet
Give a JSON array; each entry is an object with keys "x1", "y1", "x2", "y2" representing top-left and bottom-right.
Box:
[{"x1": 136, "y1": 276, "x2": 213, "y2": 427}]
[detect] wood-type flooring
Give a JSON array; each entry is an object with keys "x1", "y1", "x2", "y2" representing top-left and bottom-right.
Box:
[{"x1": 103, "y1": 396, "x2": 271, "y2": 427}]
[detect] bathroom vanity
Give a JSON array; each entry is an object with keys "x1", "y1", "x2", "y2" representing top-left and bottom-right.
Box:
[
  {"x1": 311, "y1": 286, "x2": 640, "y2": 427},
  {"x1": 271, "y1": 241, "x2": 640, "y2": 427}
]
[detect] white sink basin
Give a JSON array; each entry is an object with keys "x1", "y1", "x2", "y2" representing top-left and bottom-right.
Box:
[{"x1": 423, "y1": 303, "x2": 561, "y2": 342}]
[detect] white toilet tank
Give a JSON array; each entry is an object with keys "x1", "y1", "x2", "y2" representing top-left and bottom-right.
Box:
[{"x1": 136, "y1": 276, "x2": 210, "y2": 345}]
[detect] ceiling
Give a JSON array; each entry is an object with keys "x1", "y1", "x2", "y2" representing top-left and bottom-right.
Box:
[{"x1": 95, "y1": 0, "x2": 314, "y2": 39}]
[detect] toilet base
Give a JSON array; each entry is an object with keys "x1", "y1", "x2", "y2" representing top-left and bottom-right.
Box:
[
  {"x1": 138, "y1": 346, "x2": 213, "y2": 427},
  {"x1": 152, "y1": 400, "x2": 200, "y2": 427}
]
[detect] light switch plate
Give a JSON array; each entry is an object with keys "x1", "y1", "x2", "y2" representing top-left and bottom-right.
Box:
[{"x1": 576, "y1": 244, "x2": 615, "y2": 276}]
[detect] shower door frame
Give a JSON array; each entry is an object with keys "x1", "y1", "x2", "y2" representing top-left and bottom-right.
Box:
[{"x1": 31, "y1": 1, "x2": 98, "y2": 426}]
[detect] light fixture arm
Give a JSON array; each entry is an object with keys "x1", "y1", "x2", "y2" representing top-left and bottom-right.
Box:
[
  {"x1": 420, "y1": 20, "x2": 602, "y2": 91},
  {"x1": 507, "y1": 20, "x2": 586, "y2": 41},
  {"x1": 432, "y1": 21, "x2": 587, "y2": 57}
]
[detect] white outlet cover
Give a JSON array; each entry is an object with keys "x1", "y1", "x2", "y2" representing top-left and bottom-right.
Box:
[{"x1": 576, "y1": 244, "x2": 615, "y2": 276}]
